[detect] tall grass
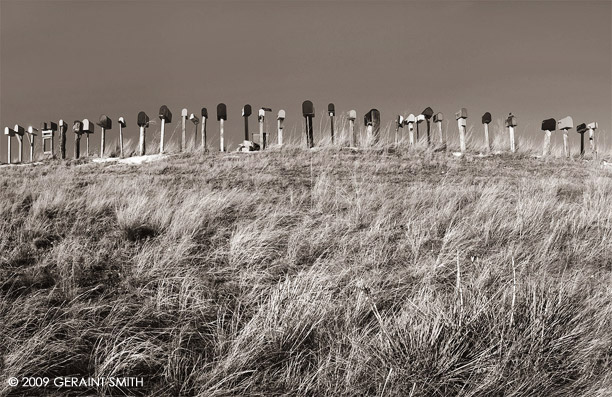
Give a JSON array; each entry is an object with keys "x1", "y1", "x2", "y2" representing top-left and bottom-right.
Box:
[{"x1": 1, "y1": 141, "x2": 611, "y2": 396}]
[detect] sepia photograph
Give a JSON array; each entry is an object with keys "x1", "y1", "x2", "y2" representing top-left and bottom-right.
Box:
[{"x1": 1, "y1": 0, "x2": 611, "y2": 395}]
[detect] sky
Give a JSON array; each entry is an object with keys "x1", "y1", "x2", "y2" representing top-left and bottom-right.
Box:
[{"x1": 1, "y1": 0, "x2": 610, "y2": 161}]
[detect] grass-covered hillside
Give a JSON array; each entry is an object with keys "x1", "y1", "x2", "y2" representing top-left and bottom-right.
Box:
[{"x1": 1, "y1": 141, "x2": 611, "y2": 396}]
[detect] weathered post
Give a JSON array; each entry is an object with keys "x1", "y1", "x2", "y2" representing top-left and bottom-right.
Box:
[
  {"x1": 59, "y1": 120, "x2": 67, "y2": 159},
  {"x1": 4, "y1": 127, "x2": 16, "y2": 164},
  {"x1": 348, "y1": 110, "x2": 356, "y2": 147},
  {"x1": 587, "y1": 122, "x2": 598, "y2": 158},
  {"x1": 41, "y1": 122, "x2": 58, "y2": 158},
  {"x1": 217, "y1": 103, "x2": 227, "y2": 152},
  {"x1": 364, "y1": 111, "x2": 373, "y2": 145},
  {"x1": 416, "y1": 114, "x2": 425, "y2": 142},
  {"x1": 181, "y1": 108, "x2": 188, "y2": 152},
  {"x1": 558, "y1": 116, "x2": 573, "y2": 158},
  {"x1": 82, "y1": 119, "x2": 94, "y2": 156},
  {"x1": 26, "y1": 126, "x2": 37, "y2": 162},
  {"x1": 189, "y1": 113, "x2": 199, "y2": 150},
  {"x1": 371, "y1": 109, "x2": 381, "y2": 145},
  {"x1": 541, "y1": 118, "x2": 556, "y2": 156},
  {"x1": 158, "y1": 105, "x2": 172, "y2": 154},
  {"x1": 395, "y1": 115, "x2": 404, "y2": 144},
  {"x1": 576, "y1": 123, "x2": 587, "y2": 157},
  {"x1": 328, "y1": 103, "x2": 335, "y2": 144},
  {"x1": 242, "y1": 104, "x2": 252, "y2": 144},
  {"x1": 482, "y1": 112, "x2": 492, "y2": 152},
  {"x1": 137, "y1": 111, "x2": 150, "y2": 156},
  {"x1": 405, "y1": 114, "x2": 416, "y2": 146},
  {"x1": 13, "y1": 125, "x2": 25, "y2": 163},
  {"x1": 455, "y1": 108, "x2": 468, "y2": 153},
  {"x1": 277, "y1": 110, "x2": 285, "y2": 146},
  {"x1": 302, "y1": 100, "x2": 315, "y2": 148},
  {"x1": 97, "y1": 115, "x2": 111, "y2": 157},
  {"x1": 201, "y1": 108, "x2": 208, "y2": 151},
  {"x1": 433, "y1": 112, "x2": 444, "y2": 145},
  {"x1": 257, "y1": 107, "x2": 272, "y2": 149},
  {"x1": 118, "y1": 117, "x2": 126, "y2": 158},
  {"x1": 72, "y1": 120, "x2": 82, "y2": 159},
  {"x1": 421, "y1": 107, "x2": 434, "y2": 146},
  {"x1": 505, "y1": 113, "x2": 518, "y2": 153}
]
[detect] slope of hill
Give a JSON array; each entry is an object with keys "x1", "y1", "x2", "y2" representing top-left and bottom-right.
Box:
[{"x1": 1, "y1": 145, "x2": 611, "y2": 396}]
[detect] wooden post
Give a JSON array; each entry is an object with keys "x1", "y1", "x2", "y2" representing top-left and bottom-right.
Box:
[
  {"x1": 395, "y1": 115, "x2": 404, "y2": 145},
  {"x1": 158, "y1": 105, "x2": 172, "y2": 154},
  {"x1": 4, "y1": 127, "x2": 15, "y2": 164},
  {"x1": 137, "y1": 111, "x2": 150, "y2": 156},
  {"x1": 40, "y1": 122, "x2": 57, "y2": 157},
  {"x1": 576, "y1": 123, "x2": 587, "y2": 157},
  {"x1": 302, "y1": 100, "x2": 315, "y2": 148},
  {"x1": 587, "y1": 122, "x2": 598, "y2": 158},
  {"x1": 348, "y1": 110, "x2": 356, "y2": 147},
  {"x1": 189, "y1": 113, "x2": 199, "y2": 151},
  {"x1": 201, "y1": 108, "x2": 208, "y2": 151},
  {"x1": 217, "y1": 103, "x2": 227, "y2": 152},
  {"x1": 13, "y1": 125, "x2": 25, "y2": 163},
  {"x1": 242, "y1": 104, "x2": 252, "y2": 144},
  {"x1": 364, "y1": 111, "x2": 373, "y2": 146},
  {"x1": 82, "y1": 119, "x2": 94, "y2": 157},
  {"x1": 59, "y1": 120, "x2": 67, "y2": 159},
  {"x1": 277, "y1": 110, "x2": 285, "y2": 146},
  {"x1": 97, "y1": 115, "x2": 111, "y2": 158},
  {"x1": 26, "y1": 126, "x2": 37, "y2": 162},
  {"x1": 118, "y1": 117, "x2": 126, "y2": 158},
  {"x1": 72, "y1": 120, "x2": 82, "y2": 159},
  {"x1": 406, "y1": 114, "x2": 416, "y2": 146},
  {"x1": 421, "y1": 107, "x2": 434, "y2": 146},
  {"x1": 328, "y1": 103, "x2": 335, "y2": 144},
  {"x1": 482, "y1": 112, "x2": 492, "y2": 152},
  {"x1": 416, "y1": 114, "x2": 425, "y2": 142},
  {"x1": 434, "y1": 112, "x2": 444, "y2": 145},
  {"x1": 558, "y1": 116, "x2": 573, "y2": 158},
  {"x1": 258, "y1": 108, "x2": 265, "y2": 149},
  {"x1": 181, "y1": 108, "x2": 188, "y2": 152},
  {"x1": 541, "y1": 118, "x2": 556, "y2": 157},
  {"x1": 505, "y1": 113, "x2": 517, "y2": 153},
  {"x1": 455, "y1": 108, "x2": 468, "y2": 153}
]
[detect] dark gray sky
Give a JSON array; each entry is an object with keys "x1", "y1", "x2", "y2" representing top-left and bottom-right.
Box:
[{"x1": 1, "y1": 0, "x2": 610, "y2": 160}]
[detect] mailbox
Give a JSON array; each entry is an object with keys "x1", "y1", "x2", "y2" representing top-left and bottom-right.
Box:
[
  {"x1": 364, "y1": 112, "x2": 372, "y2": 125},
  {"x1": 27, "y1": 126, "x2": 38, "y2": 135},
  {"x1": 348, "y1": 110, "x2": 356, "y2": 121},
  {"x1": 328, "y1": 103, "x2": 335, "y2": 116},
  {"x1": 455, "y1": 108, "x2": 468, "y2": 120},
  {"x1": 541, "y1": 118, "x2": 556, "y2": 131},
  {"x1": 59, "y1": 119, "x2": 68, "y2": 130},
  {"x1": 406, "y1": 114, "x2": 416, "y2": 124},
  {"x1": 397, "y1": 115, "x2": 404, "y2": 126},
  {"x1": 433, "y1": 112, "x2": 443, "y2": 123},
  {"x1": 576, "y1": 123, "x2": 587, "y2": 134},
  {"x1": 13, "y1": 125, "x2": 25, "y2": 136},
  {"x1": 587, "y1": 122, "x2": 598, "y2": 130},
  {"x1": 159, "y1": 105, "x2": 172, "y2": 123},
  {"x1": 258, "y1": 108, "x2": 265, "y2": 118},
  {"x1": 416, "y1": 114, "x2": 425, "y2": 123},
  {"x1": 482, "y1": 112, "x2": 492, "y2": 124},
  {"x1": 181, "y1": 108, "x2": 188, "y2": 118},
  {"x1": 189, "y1": 114, "x2": 199, "y2": 124},
  {"x1": 558, "y1": 116, "x2": 573, "y2": 130},
  {"x1": 242, "y1": 104, "x2": 252, "y2": 117},
  {"x1": 4, "y1": 127, "x2": 15, "y2": 136},
  {"x1": 97, "y1": 115, "x2": 112, "y2": 130},
  {"x1": 505, "y1": 114, "x2": 517, "y2": 128},
  {"x1": 73, "y1": 120, "x2": 83, "y2": 134},
  {"x1": 217, "y1": 103, "x2": 227, "y2": 121},
  {"x1": 118, "y1": 117, "x2": 126, "y2": 128},
  {"x1": 370, "y1": 109, "x2": 380, "y2": 125},
  {"x1": 82, "y1": 119, "x2": 95, "y2": 133},
  {"x1": 277, "y1": 110, "x2": 286, "y2": 120},
  {"x1": 137, "y1": 111, "x2": 150, "y2": 127},
  {"x1": 41, "y1": 122, "x2": 58, "y2": 132},
  {"x1": 421, "y1": 107, "x2": 434, "y2": 120},
  {"x1": 201, "y1": 108, "x2": 208, "y2": 118},
  {"x1": 302, "y1": 100, "x2": 315, "y2": 117}
]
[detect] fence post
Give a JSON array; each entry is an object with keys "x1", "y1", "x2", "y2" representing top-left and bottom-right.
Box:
[{"x1": 455, "y1": 108, "x2": 468, "y2": 153}]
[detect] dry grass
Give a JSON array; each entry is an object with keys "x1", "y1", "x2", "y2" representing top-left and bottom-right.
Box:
[{"x1": 1, "y1": 132, "x2": 611, "y2": 396}]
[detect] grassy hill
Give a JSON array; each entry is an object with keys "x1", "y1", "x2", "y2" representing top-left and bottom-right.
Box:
[{"x1": 1, "y1": 143, "x2": 611, "y2": 396}]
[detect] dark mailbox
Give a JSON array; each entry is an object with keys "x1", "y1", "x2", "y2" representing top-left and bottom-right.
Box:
[
  {"x1": 328, "y1": 103, "x2": 335, "y2": 116},
  {"x1": 541, "y1": 118, "x2": 556, "y2": 131},
  {"x1": 482, "y1": 112, "x2": 492, "y2": 124},
  {"x1": 242, "y1": 104, "x2": 252, "y2": 117},
  {"x1": 41, "y1": 122, "x2": 58, "y2": 132},
  {"x1": 421, "y1": 107, "x2": 434, "y2": 120},
  {"x1": 97, "y1": 115, "x2": 112, "y2": 130},
  {"x1": 505, "y1": 113, "x2": 517, "y2": 128},
  {"x1": 576, "y1": 123, "x2": 587, "y2": 134},
  {"x1": 433, "y1": 112, "x2": 444, "y2": 123},
  {"x1": 217, "y1": 103, "x2": 227, "y2": 121},
  {"x1": 137, "y1": 111, "x2": 150, "y2": 127},
  {"x1": 73, "y1": 120, "x2": 83, "y2": 134},
  {"x1": 159, "y1": 105, "x2": 172, "y2": 123},
  {"x1": 201, "y1": 107, "x2": 208, "y2": 118},
  {"x1": 302, "y1": 100, "x2": 315, "y2": 117}
]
